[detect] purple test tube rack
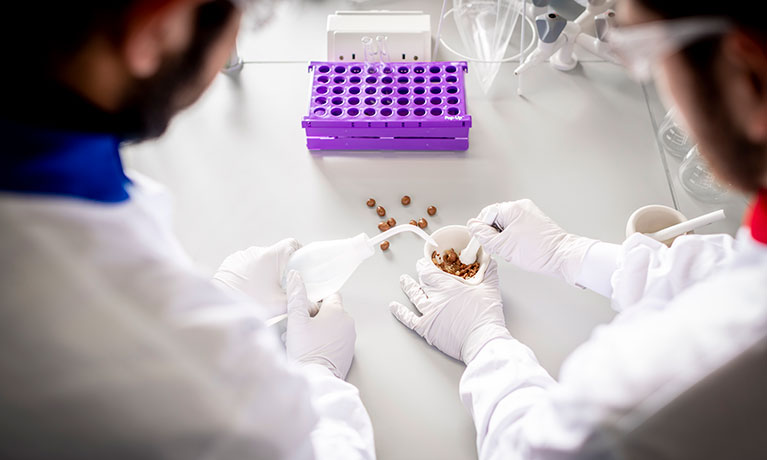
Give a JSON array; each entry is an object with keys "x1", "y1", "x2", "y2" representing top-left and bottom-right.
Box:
[{"x1": 302, "y1": 61, "x2": 472, "y2": 151}]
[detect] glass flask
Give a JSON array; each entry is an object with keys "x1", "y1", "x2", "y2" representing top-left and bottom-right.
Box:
[
  {"x1": 678, "y1": 145, "x2": 730, "y2": 202},
  {"x1": 658, "y1": 109, "x2": 694, "y2": 158}
]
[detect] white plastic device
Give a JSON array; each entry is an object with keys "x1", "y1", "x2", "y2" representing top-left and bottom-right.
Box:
[
  {"x1": 326, "y1": 11, "x2": 431, "y2": 62},
  {"x1": 550, "y1": 21, "x2": 582, "y2": 71},
  {"x1": 515, "y1": 13, "x2": 568, "y2": 75},
  {"x1": 574, "y1": 0, "x2": 616, "y2": 32},
  {"x1": 575, "y1": 9, "x2": 619, "y2": 63},
  {"x1": 285, "y1": 225, "x2": 437, "y2": 302}
]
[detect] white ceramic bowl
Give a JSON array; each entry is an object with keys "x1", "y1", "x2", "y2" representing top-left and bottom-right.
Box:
[
  {"x1": 423, "y1": 225, "x2": 491, "y2": 285},
  {"x1": 626, "y1": 205, "x2": 689, "y2": 247}
]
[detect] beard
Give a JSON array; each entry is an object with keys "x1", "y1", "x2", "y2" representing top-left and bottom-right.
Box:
[{"x1": 116, "y1": 0, "x2": 235, "y2": 141}]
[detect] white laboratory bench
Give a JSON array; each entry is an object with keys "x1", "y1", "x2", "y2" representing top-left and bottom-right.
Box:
[{"x1": 122, "y1": 1, "x2": 747, "y2": 459}]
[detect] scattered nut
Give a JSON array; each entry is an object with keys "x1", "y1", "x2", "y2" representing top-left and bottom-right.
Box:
[
  {"x1": 427, "y1": 205, "x2": 437, "y2": 216},
  {"x1": 387, "y1": 217, "x2": 397, "y2": 227},
  {"x1": 378, "y1": 221, "x2": 391, "y2": 232},
  {"x1": 446, "y1": 251, "x2": 458, "y2": 263},
  {"x1": 409, "y1": 219, "x2": 418, "y2": 226},
  {"x1": 366, "y1": 198, "x2": 376, "y2": 207},
  {"x1": 401, "y1": 195, "x2": 411, "y2": 205},
  {"x1": 417, "y1": 218, "x2": 428, "y2": 228},
  {"x1": 376, "y1": 206, "x2": 386, "y2": 216},
  {"x1": 380, "y1": 241, "x2": 390, "y2": 251}
]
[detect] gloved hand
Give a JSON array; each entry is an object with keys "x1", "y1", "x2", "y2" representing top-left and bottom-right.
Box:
[
  {"x1": 285, "y1": 270, "x2": 356, "y2": 379},
  {"x1": 212, "y1": 238, "x2": 299, "y2": 318},
  {"x1": 389, "y1": 257, "x2": 511, "y2": 363},
  {"x1": 467, "y1": 199, "x2": 597, "y2": 285}
]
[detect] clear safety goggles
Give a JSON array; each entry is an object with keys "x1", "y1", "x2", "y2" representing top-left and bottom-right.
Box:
[{"x1": 605, "y1": 17, "x2": 732, "y2": 82}]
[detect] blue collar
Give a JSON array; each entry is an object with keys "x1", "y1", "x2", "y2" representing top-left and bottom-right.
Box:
[{"x1": 0, "y1": 121, "x2": 131, "y2": 203}]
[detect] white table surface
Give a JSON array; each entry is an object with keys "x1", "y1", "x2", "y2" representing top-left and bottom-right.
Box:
[{"x1": 123, "y1": 1, "x2": 746, "y2": 458}]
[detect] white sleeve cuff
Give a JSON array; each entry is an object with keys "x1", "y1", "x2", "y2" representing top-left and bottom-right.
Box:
[
  {"x1": 575, "y1": 242, "x2": 621, "y2": 297},
  {"x1": 301, "y1": 363, "x2": 337, "y2": 379}
]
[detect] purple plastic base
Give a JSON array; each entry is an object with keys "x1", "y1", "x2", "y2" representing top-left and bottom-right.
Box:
[
  {"x1": 302, "y1": 61, "x2": 471, "y2": 151},
  {"x1": 306, "y1": 137, "x2": 468, "y2": 151}
]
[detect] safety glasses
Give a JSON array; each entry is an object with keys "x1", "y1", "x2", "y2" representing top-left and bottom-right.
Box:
[{"x1": 606, "y1": 17, "x2": 732, "y2": 82}]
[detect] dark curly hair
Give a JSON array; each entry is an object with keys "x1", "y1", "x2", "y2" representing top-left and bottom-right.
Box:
[{"x1": 0, "y1": 1, "x2": 238, "y2": 140}]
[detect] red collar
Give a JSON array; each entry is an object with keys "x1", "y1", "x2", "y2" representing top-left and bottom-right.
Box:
[{"x1": 745, "y1": 189, "x2": 767, "y2": 245}]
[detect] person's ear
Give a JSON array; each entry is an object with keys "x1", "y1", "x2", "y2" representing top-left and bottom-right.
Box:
[
  {"x1": 122, "y1": 0, "x2": 201, "y2": 78},
  {"x1": 722, "y1": 31, "x2": 767, "y2": 143}
]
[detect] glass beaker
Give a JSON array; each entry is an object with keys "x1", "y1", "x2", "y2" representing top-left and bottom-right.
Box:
[
  {"x1": 678, "y1": 145, "x2": 730, "y2": 203},
  {"x1": 657, "y1": 109, "x2": 694, "y2": 159}
]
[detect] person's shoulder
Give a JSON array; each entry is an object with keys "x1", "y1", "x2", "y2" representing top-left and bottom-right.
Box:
[
  {"x1": 679, "y1": 243, "x2": 767, "y2": 308},
  {"x1": 557, "y1": 259, "x2": 766, "y2": 407},
  {"x1": 546, "y1": 264, "x2": 766, "y2": 456}
]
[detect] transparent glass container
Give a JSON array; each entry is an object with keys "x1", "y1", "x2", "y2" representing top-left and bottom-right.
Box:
[
  {"x1": 361, "y1": 36, "x2": 377, "y2": 64},
  {"x1": 678, "y1": 145, "x2": 730, "y2": 203},
  {"x1": 376, "y1": 35, "x2": 390, "y2": 63},
  {"x1": 658, "y1": 109, "x2": 694, "y2": 159}
]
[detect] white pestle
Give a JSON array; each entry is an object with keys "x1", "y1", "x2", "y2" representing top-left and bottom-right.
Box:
[
  {"x1": 459, "y1": 206, "x2": 500, "y2": 265},
  {"x1": 646, "y1": 209, "x2": 726, "y2": 243}
]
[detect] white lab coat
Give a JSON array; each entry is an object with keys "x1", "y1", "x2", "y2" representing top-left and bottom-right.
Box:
[
  {"x1": 0, "y1": 174, "x2": 375, "y2": 460},
  {"x1": 461, "y1": 230, "x2": 767, "y2": 459}
]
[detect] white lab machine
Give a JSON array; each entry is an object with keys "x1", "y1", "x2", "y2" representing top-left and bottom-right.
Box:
[{"x1": 326, "y1": 11, "x2": 432, "y2": 62}]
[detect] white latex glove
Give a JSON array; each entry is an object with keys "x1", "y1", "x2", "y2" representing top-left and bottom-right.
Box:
[
  {"x1": 467, "y1": 199, "x2": 597, "y2": 285},
  {"x1": 212, "y1": 238, "x2": 299, "y2": 318},
  {"x1": 389, "y1": 258, "x2": 511, "y2": 363},
  {"x1": 285, "y1": 270, "x2": 356, "y2": 379}
]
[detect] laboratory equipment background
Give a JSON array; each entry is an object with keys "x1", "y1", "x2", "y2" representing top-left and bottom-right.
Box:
[
  {"x1": 123, "y1": 0, "x2": 748, "y2": 458},
  {"x1": 447, "y1": 0, "x2": 527, "y2": 93},
  {"x1": 433, "y1": 0, "x2": 620, "y2": 94},
  {"x1": 326, "y1": 11, "x2": 432, "y2": 62}
]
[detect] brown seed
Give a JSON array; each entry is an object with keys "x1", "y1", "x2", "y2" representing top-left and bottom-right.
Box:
[
  {"x1": 401, "y1": 195, "x2": 411, "y2": 205},
  {"x1": 446, "y1": 251, "x2": 458, "y2": 263},
  {"x1": 409, "y1": 219, "x2": 418, "y2": 226},
  {"x1": 380, "y1": 240, "x2": 390, "y2": 251},
  {"x1": 418, "y1": 218, "x2": 428, "y2": 228},
  {"x1": 427, "y1": 205, "x2": 437, "y2": 216},
  {"x1": 387, "y1": 217, "x2": 396, "y2": 227},
  {"x1": 378, "y1": 221, "x2": 390, "y2": 232},
  {"x1": 366, "y1": 198, "x2": 376, "y2": 207},
  {"x1": 376, "y1": 206, "x2": 386, "y2": 216}
]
